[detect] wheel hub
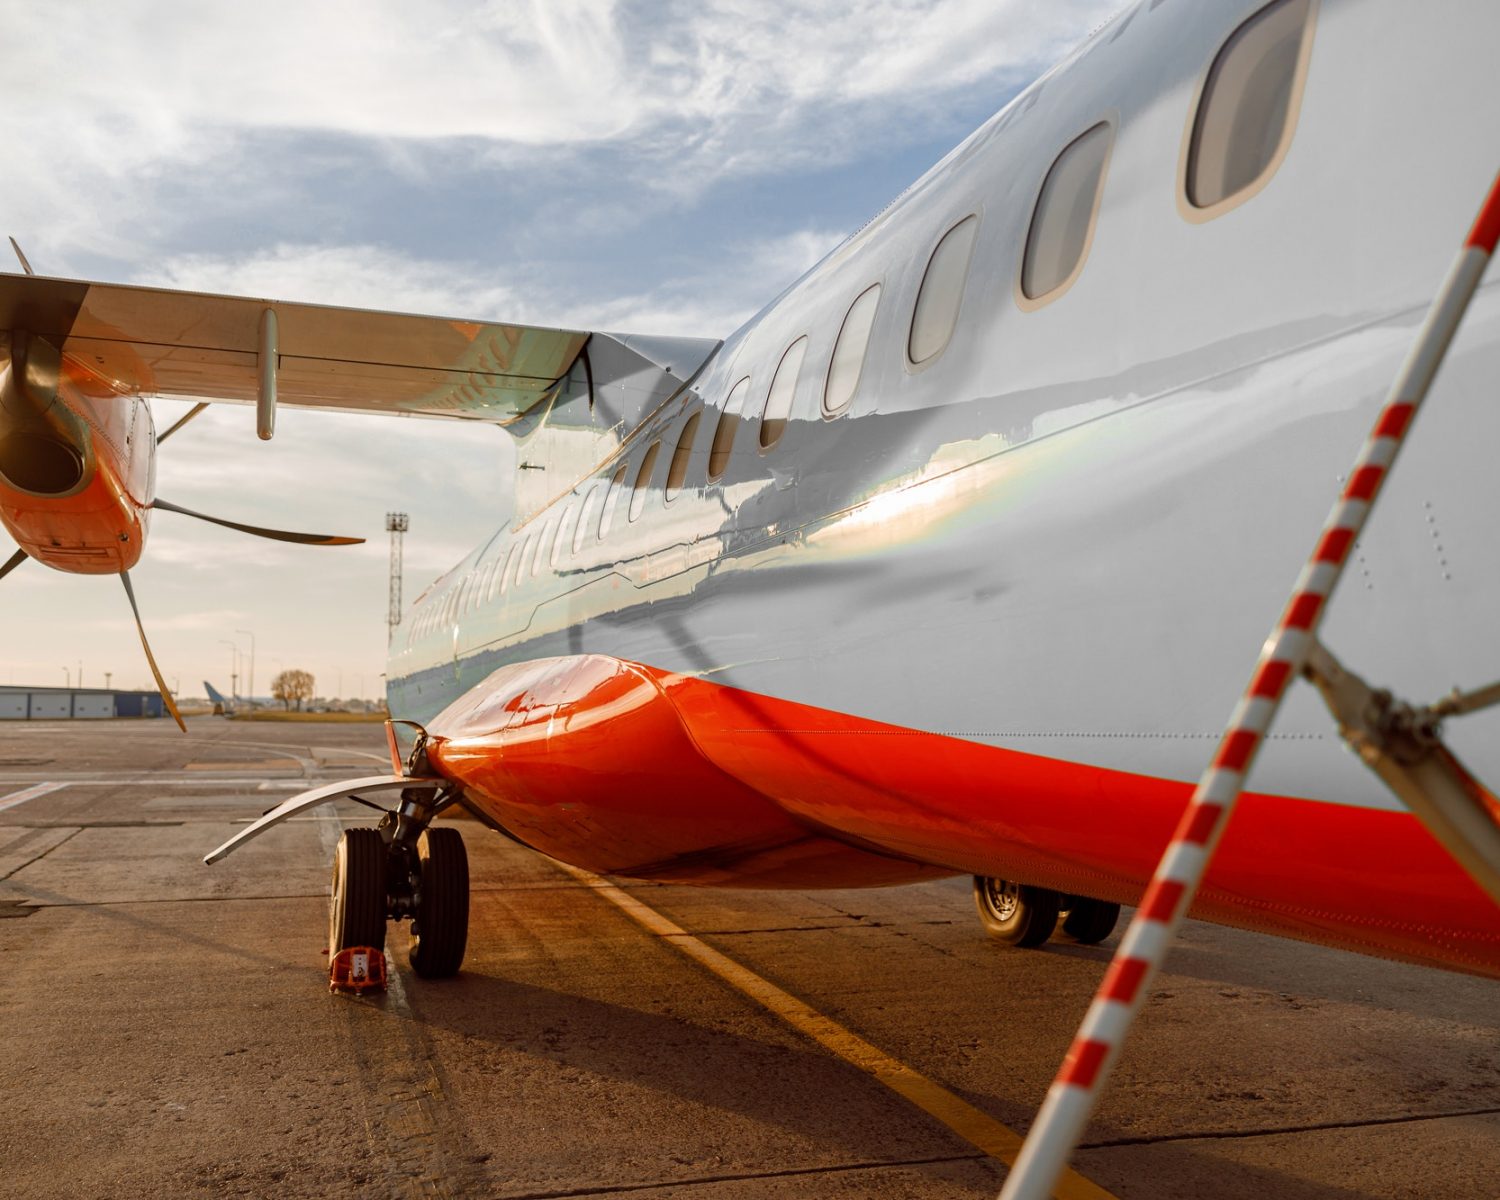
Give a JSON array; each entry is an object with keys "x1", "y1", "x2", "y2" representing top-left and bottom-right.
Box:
[{"x1": 984, "y1": 878, "x2": 1020, "y2": 921}]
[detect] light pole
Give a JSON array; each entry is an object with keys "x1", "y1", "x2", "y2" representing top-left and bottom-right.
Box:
[
  {"x1": 104, "y1": 672, "x2": 112, "y2": 689},
  {"x1": 219, "y1": 639, "x2": 240, "y2": 705},
  {"x1": 61, "y1": 667, "x2": 70, "y2": 688},
  {"x1": 236, "y1": 629, "x2": 255, "y2": 710}
]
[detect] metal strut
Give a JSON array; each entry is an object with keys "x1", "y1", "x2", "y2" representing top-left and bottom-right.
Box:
[
  {"x1": 1303, "y1": 640, "x2": 1500, "y2": 905},
  {"x1": 998, "y1": 169, "x2": 1500, "y2": 1200}
]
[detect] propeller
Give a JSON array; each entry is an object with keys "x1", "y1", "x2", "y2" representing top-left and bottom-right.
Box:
[
  {"x1": 4, "y1": 237, "x2": 357, "y2": 732},
  {"x1": 9, "y1": 236, "x2": 34, "y2": 275},
  {"x1": 120, "y1": 571, "x2": 186, "y2": 733},
  {"x1": 151, "y1": 497, "x2": 364, "y2": 546},
  {"x1": 156, "y1": 402, "x2": 209, "y2": 445}
]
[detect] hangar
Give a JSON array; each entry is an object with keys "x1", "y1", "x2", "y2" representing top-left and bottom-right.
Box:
[{"x1": 0, "y1": 685, "x2": 167, "y2": 720}]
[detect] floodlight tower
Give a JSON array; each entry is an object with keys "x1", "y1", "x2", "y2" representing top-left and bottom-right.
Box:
[{"x1": 386, "y1": 512, "x2": 409, "y2": 642}]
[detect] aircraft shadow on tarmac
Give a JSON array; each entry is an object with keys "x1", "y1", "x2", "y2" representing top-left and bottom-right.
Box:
[{"x1": 392, "y1": 961, "x2": 1465, "y2": 1200}]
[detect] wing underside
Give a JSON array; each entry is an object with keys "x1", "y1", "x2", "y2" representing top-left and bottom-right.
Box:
[{"x1": 0, "y1": 272, "x2": 719, "y2": 428}]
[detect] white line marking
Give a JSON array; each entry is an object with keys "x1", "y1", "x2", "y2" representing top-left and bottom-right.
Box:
[
  {"x1": 0, "y1": 778, "x2": 318, "y2": 788},
  {"x1": 0, "y1": 782, "x2": 69, "y2": 812}
]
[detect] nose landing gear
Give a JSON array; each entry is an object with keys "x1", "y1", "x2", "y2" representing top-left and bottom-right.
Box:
[
  {"x1": 327, "y1": 782, "x2": 472, "y2": 980},
  {"x1": 971, "y1": 876, "x2": 1121, "y2": 949}
]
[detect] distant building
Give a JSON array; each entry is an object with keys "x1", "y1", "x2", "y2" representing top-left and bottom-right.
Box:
[{"x1": 0, "y1": 685, "x2": 166, "y2": 720}]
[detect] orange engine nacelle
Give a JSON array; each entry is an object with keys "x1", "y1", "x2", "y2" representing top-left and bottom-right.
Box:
[{"x1": 0, "y1": 331, "x2": 153, "y2": 574}]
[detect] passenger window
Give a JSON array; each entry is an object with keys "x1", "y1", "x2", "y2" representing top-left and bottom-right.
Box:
[
  {"x1": 1021, "y1": 122, "x2": 1113, "y2": 303},
  {"x1": 599, "y1": 463, "x2": 628, "y2": 538},
  {"x1": 824, "y1": 284, "x2": 880, "y2": 416},
  {"x1": 628, "y1": 441, "x2": 661, "y2": 522},
  {"x1": 1187, "y1": 0, "x2": 1313, "y2": 211},
  {"x1": 497, "y1": 544, "x2": 515, "y2": 596},
  {"x1": 551, "y1": 503, "x2": 575, "y2": 569},
  {"x1": 665, "y1": 413, "x2": 700, "y2": 502},
  {"x1": 530, "y1": 518, "x2": 554, "y2": 577},
  {"x1": 514, "y1": 534, "x2": 533, "y2": 589},
  {"x1": 909, "y1": 216, "x2": 979, "y2": 364},
  {"x1": 760, "y1": 338, "x2": 807, "y2": 450},
  {"x1": 573, "y1": 484, "x2": 601, "y2": 553},
  {"x1": 707, "y1": 377, "x2": 750, "y2": 482}
]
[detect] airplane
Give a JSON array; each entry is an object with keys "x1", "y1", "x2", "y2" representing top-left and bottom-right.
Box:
[{"x1": 5, "y1": 0, "x2": 1500, "y2": 1005}]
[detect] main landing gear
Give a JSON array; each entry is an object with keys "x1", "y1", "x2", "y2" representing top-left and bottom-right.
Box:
[
  {"x1": 972, "y1": 876, "x2": 1120, "y2": 949},
  {"x1": 329, "y1": 785, "x2": 471, "y2": 979}
]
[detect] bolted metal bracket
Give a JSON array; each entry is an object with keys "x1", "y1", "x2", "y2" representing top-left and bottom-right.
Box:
[{"x1": 1303, "y1": 639, "x2": 1500, "y2": 906}]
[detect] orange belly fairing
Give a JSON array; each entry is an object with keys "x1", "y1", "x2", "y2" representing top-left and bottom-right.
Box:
[
  {"x1": 426, "y1": 655, "x2": 1500, "y2": 980},
  {"x1": 425, "y1": 655, "x2": 955, "y2": 889}
]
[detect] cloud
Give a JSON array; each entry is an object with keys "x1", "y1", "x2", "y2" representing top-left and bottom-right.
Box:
[
  {"x1": 0, "y1": 1, "x2": 1117, "y2": 694},
  {"x1": 0, "y1": 1, "x2": 1117, "y2": 266}
]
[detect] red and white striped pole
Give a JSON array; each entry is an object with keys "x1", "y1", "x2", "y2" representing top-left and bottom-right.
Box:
[{"x1": 998, "y1": 169, "x2": 1500, "y2": 1200}]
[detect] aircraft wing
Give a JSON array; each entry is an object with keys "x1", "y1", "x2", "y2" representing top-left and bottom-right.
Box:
[{"x1": 0, "y1": 271, "x2": 719, "y2": 428}]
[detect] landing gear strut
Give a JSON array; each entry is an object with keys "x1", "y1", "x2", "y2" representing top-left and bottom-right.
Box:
[
  {"x1": 972, "y1": 877, "x2": 1121, "y2": 949},
  {"x1": 326, "y1": 782, "x2": 471, "y2": 979}
]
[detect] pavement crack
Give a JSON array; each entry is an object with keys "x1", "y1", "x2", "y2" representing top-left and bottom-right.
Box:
[
  {"x1": 21, "y1": 891, "x2": 327, "y2": 908},
  {"x1": 0, "y1": 825, "x2": 81, "y2": 880},
  {"x1": 1080, "y1": 1104, "x2": 1500, "y2": 1149},
  {"x1": 494, "y1": 1153, "x2": 987, "y2": 1198}
]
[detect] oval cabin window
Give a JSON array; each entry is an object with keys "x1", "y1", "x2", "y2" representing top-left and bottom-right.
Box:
[
  {"x1": 573, "y1": 483, "x2": 600, "y2": 553},
  {"x1": 599, "y1": 464, "x2": 628, "y2": 539},
  {"x1": 550, "y1": 503, "x2": 575, "y2": 568},
  {"x1": 497, "y1": 544, "x2": 516, "y2": 595},
  {"x1": 1021, "y1": 122, "x2": 1113, "y2": 303},
  {"x1": 909, "y1": 216, "x2": 978, "y2": 365},
  {"x1": 707, "y1": 377, "x2": 750, "y2": 482},
  {"x1": 1186, "y1": 0, "x2": 1314, "y2": 212},
  {"x1": 823, "y1": 284, "x2": 881, "y2": 416},
  {"x1": 665, "y1": 412, "x2": 700, "y2": 502},
  {"x1": 628, "y1": 441, "x2": 661, "y2": 522},
  {"x1": 760, "y1": 338, "x2": 807, "y2": 450},
  {"x1": 513, "y1": 534, "x2": 533, "y2": 589},
  {"x1": 530, "y1": 518, "x2": 554, "y2": 577}
]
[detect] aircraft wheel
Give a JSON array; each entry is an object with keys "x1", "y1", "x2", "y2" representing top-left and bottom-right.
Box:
[
  {"x1": 973, "y1": 876, "x2": 1060, "y2": 948},
  {"x1": 408, "y1": 826, "x2": 469, "y2": 979},
  {"x1": 329, "y1": 828, "x2": 387, "y2": 954},
  {"x1": 1061, "y1": 897, "x2": 1121, "y2": 945}
]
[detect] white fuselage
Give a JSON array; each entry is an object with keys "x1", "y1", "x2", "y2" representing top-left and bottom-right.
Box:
[{"x1": 390, "y1": 0, "x2": 1500, "y2": 823}]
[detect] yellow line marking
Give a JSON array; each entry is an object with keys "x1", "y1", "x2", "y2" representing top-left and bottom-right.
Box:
[{"x1": 560, "y1": 864, "x2": 1119, "y2": 1200}]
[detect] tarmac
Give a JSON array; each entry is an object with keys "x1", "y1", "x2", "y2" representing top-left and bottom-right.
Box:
[{"x1": 0, "y1": 716, "x2": 1496, "y2": 1199}]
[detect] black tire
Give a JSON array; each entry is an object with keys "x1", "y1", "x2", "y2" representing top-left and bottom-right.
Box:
[
  {"x1": 330, "y1": 828, "x2": 387, "y2": 955},
  {"x1": 408, "y1": 826, "x2": 469, "y2": 979},
  {"x1": 973, "y1": 876, "x2": 1060, "y2": 948},
  {"x1": 1061, "y1": 897, "x2": 1121, "y2": 945}
]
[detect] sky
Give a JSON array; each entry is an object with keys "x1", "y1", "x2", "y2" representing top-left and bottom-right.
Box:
[{"x1": 0, "y1": 0, "x2": 1117, "y2": 701}]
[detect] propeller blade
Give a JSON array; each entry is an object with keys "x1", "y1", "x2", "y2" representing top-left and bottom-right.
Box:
[
  {"x1": 151, "y1": 498, "x2": 364, "y2": 546},
  {"x1": 119, "y1": 571, "x2": 186, "y2": 733},
  {"x1": 8, "y1": 236, "x2": 34, "y2": 275},
  {"x1": 0, "y1": 548, "x2": 26, "y2": 580},
  {"x1": 156, "y1": 402, "x2": 210, "y2": 445}
]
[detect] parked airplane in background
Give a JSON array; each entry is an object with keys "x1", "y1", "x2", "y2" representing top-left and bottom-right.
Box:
[{"x1": 4, "y1": 0, "x2": 1499, "y2": 997}]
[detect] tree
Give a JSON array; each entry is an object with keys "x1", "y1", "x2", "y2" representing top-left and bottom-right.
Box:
[{"x1": 271, "y1": 669, "x2": 315, "y2": 711}]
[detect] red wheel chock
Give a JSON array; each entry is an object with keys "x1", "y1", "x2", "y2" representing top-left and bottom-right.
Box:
[{"x1": 329, "y1": 946, "x2": 387, "y2": 994}]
